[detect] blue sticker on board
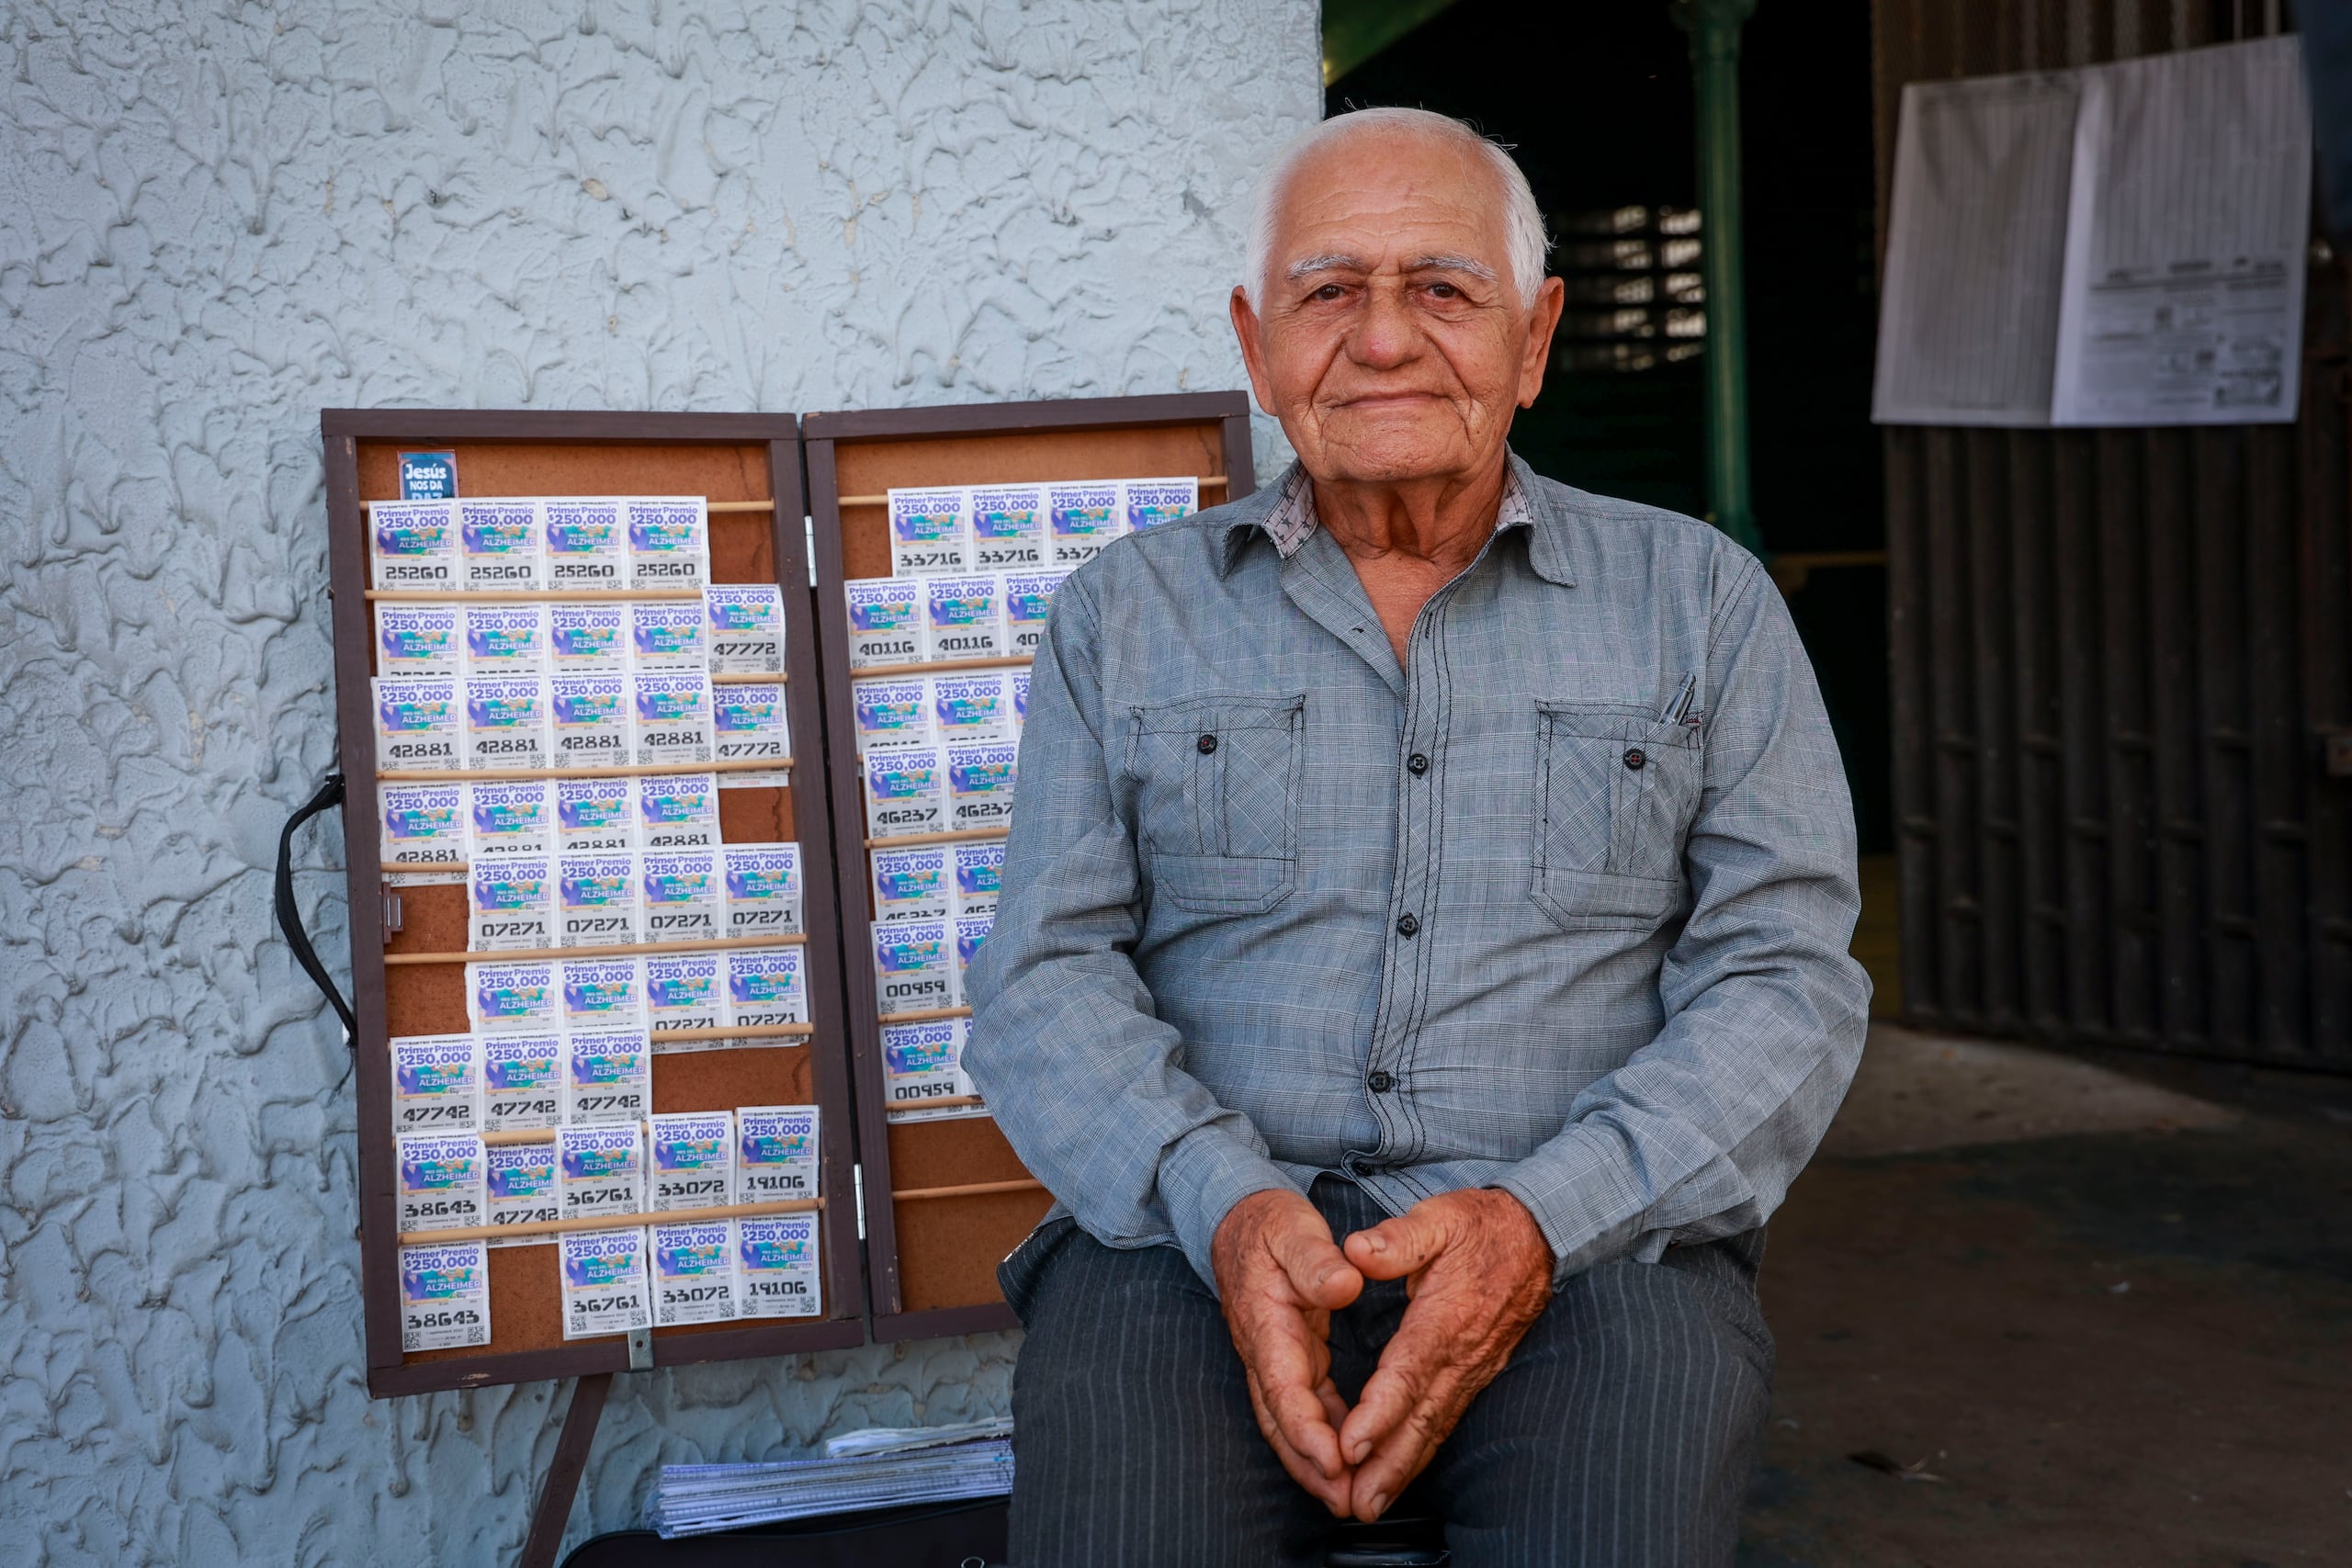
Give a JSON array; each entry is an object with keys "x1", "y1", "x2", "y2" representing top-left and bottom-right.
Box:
[{"x1": 398, "y1": 451, "x2": 458, "y2": 501}]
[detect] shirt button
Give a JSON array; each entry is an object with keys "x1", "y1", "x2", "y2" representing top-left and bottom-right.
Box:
[
  {"x1": 1396, "y1": 913, "x2": 1419, "y2": 938},
  {"x1": 1623, "y1": 748, "x2": 1647, "y2": 771},
  {"x1": 1408, "y1": 752, "x2": 1430, "y2": 775},
  {"x1": 1367, "y1": 1069, "x2": 1396, "y2": 1094},
  {"x1": 1197, "y1": 733, "x2": 1218, "y2": 754}
]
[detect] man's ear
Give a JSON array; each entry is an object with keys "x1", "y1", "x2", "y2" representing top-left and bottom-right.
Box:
[
  {"x1": 1516, "y1": 275, "x2": 1566, "y2": 410},
  {"x1": 1230, "y1": 285, "x2": 1278, "y2": 418}
]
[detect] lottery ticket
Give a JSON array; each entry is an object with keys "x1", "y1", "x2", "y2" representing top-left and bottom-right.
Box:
[
  {"x1": 463, "y1": 675, "x2": 552, "y2": 771},
  {"x1": 481, "y1": 1032, "x2": 563, "y2": 1133},
  {"x1": 458, "y1": 497, "x2": 543, "y2": 591},
  {"x1": 461, "y1": 603, "x2": 550, "y2": 676},
  {"x1": 557, "y1": 1124, "x2": 645, "y2": 1221},
  {"x1": 470, "y1": 853, "x2": 554, "y2": 953},
  {"x1": 628, "y1": 600, "x2": 707, "y2": 672},
  {"x1": 468, "y1": 958, "x2": 559, "y2": 1035},
  {"x1": 724, "y1": 948, "x2": 808, "y2": 1043},
  {"x1": 548, "y1": 672, "x2": 633, "y2": 770},
  {"x1": 380, "y1": 782, "x2": 467, "y2": 885},
  {"x1": 853, "y1": 675, "x2": 932, "y2": 753},
  {"x1": 872, "y1": 843, "x2": 949, "y2": 924},
  {"x1": 544, "y1": 498, "x2": 628, "y2": 591},
  {"x1": 924, "y1": 574, "x2": 1006, "y2": 661},
  {"x1": 888, "y1": 486, "x2": 971, "y2": 577},
  {"x1": 557, "y1": 852, "x2": 639, "y2": 948},
  {"x1": 1046, "y1": 479, "x2": 1124, "y2": 569},
  {"x1": 951, "y1": 910, "x2": 994, "y2": 1008},
  {"x1": 737, "y1": 1105, "x2": 820, "y2": 1202},
  {"x1": 650, "y1": 1220, "x2": 738, "y2": 1325},
  {"x1": 711, "y1": 680, "x2": 791, "y2": 787},
  {"x1": 968, "y1": 482, "x2": 1046, "y2": 571},
  {"x1": 648, "y1": 1111, "x2": 734, "y2": 1212},
  {"x1": 400, "y1": 1241, "x2": 492, "y2": 1351},
  {"x1": 705, "y1": 584, "x2": 785, "y2": 676},
  {"x1": 880, "y1": 1016, "x2": 978, "y2": 1122},
  {"x1": 558, "y1": 1225, "x2": 653, "y2": 1339},
  {"x1": 467, "y1": 779, "x2": 553, "y2": 860},
  {"x1": 396, "y1": 1130, "x2": 487, "y2": 1235},
  {"x1": 932, "y1": 670, "x2": 1015, "y2": 745},
  {"x1": 374, "y1": 676, "x2": 462, "y2": 773},
  {"x1": 951, "y1": 840, "x2": 1004, "y2": 919},
  {"x1": 874, "y1": 918, "x2": 951, "y2": 1015},
  {"x1": 565, "y1": 1027, "x2": 650, "y2": 1125},
  {"x1": 645, "y1": 950, "x2": 724, "y2": 1040},
  {"x1": 944, "y1": 741, "x2": 1019, "y2": 832},
  {"x1": 640, "y1": 849, "x2": 721, "y2": 947},
  {"x1": 559, "y1": 954, "x2": 648, "y2": 1032},
  {"x1": 1123, "y1": 476, "x2": 1200, "y2": 530},
  {"x1": 390, "y1": 1032, "x2": 483, "y2": 1134},
  {"x1": 376, "y1": 603, "x2": 460, "y2": 677},
  {"x1": 486, "y1": 1142, "x2": 559, "y2": 1246},
  {"x1": 556, "y1": 776, "x2": 637, "y2": 854},
  {"x1": 737, "y1": 1214, "x2": 822, "y2": 1319},
  {"x1": 1002, "y1": 570, "x2": 1068, "y2": 658},
  {"x1": 844, "y1": 579, "x2": 923, "y2": 671},
  {"x1": 636, "y1": 772, "x2": 718, "y2": 850},
  {"x1": 548, "y1": 602, "x2": 631, "y2": 673},
  {"x1": 1011, "y1": 669, "x2": 1030, "y2": 729},
  {"x1": 371, "y1": 499, "x2": 458, "y2": 591},
  {"x1": 721, "y1": 843, "x2": 803, "y2": 939},
  {"x1": 626, "y1": 497, "x2": 709, "y2": 590},
  {"x1": 865, "y1": 745, "x2": 944, "y2": 840},
  {"x1": 632, "y1": 671, "x2": 714, "y2": 765}
]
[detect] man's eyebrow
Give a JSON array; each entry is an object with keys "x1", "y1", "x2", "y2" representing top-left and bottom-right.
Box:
[
  {"x1": 1285, "y1": 254, "x2": 1364, "y2": 281},
  {"x1": 1408, "y1": 254, "x2": 1498, "y2": 280}
]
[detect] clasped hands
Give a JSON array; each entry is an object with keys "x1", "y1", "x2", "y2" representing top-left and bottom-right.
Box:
[{"x1": 1209, "y1": 1184, "x2": 1554, "y2": 1522}]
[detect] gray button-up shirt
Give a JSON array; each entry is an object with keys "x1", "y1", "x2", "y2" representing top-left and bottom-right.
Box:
[{"x1": 964, "y1": 456, "x2": 1869, "y2": 1289}]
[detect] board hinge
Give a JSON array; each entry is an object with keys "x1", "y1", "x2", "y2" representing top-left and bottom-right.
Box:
[{"x1": 853, "y1": 1162, "x2": 867, "y2": 1240}]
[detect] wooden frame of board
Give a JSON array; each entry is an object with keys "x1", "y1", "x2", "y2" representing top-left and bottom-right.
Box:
[
  {"x1": 321, "y1": 409, "x2": 867, "y2": 1398},
  {"x1": 802, "y1": 392, "x2": 1258, "y2": 1342}
]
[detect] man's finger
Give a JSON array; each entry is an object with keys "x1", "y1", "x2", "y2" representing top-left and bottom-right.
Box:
[
  {"x1": 1342, "y1": 1206, "x2": 1452, "y2": 1282},
  {"x1": 1338, "y1": 1349, "x2": 1428, "y2": 1465},
  {"x1": 1270, "y1": 1210, "x2": 1363, "y2": 1308},
  {"x1": 1350, "y1": 1393, "x2": 1460, "y2": 1522},
  {"x1": 1245, "y1": 1370, "x2": 1354, "y2": 1516}
]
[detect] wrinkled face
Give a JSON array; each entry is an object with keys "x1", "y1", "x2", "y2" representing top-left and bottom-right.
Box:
[{"x1": 1232, "y1": 130, "x2": 1562, "y2": 489}]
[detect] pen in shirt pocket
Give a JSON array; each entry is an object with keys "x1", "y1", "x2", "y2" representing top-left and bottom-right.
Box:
[{"x1": 1659, "y1": 671, "x2": 1698, "y2": 726}]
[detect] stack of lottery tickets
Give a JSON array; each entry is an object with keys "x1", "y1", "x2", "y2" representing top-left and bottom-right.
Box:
[{"x1": 459, "y1": 943, "x2": 808, "y2": 1052}]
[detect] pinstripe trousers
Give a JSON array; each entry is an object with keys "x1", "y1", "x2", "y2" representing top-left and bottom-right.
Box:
[{"x1": 999, "y1": 1177, "x2": 1773, "y2": 1567}]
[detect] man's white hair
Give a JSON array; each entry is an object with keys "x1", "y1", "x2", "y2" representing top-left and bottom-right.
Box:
[{"x1": 1244, "y1": 107, "x2": 1549, "y2": 307}]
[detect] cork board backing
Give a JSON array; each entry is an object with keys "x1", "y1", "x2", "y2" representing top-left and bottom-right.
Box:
[{"x1": 356, "y1": 434, "x2": 829, "y2": 1365}]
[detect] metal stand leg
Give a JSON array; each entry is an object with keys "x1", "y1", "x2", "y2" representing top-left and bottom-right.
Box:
[{"x1": 520, "y1": 1372, "x2": 614, "y2": 1568}]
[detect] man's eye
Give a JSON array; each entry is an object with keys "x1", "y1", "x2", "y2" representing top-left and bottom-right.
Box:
[
  {"x1": 1428, "y1": 282, "x2": 1461, "y2": 299},
  {"x1": 1310, "y1": 284, "x2": 1347, "y2": 301}
]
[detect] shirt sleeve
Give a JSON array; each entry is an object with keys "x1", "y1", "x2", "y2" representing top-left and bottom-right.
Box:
[
  {"x1": 961, "y1": 571, "x2": 1300, "y2": 1289},
  {"x1": 1493, "y1": 556, "x2": 1872, "y2": 1286}
]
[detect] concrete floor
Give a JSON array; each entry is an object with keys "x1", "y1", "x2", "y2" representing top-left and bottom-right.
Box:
[{"x1": 1738, "y1": 1023, "x2": 2352, "y2": 1565}]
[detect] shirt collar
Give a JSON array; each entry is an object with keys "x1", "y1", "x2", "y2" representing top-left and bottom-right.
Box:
[{"x1": 1216, "y1": 457, "x2": 1552, "y2": 579}]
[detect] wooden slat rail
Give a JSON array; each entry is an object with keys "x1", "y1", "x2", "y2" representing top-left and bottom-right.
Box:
[
  {"x1": 889, "y1": 1178, "x2": 1045, "y2": 1202},
  {"x1": 833, "y1": 475, "x2": 1229, "y2": 507}
]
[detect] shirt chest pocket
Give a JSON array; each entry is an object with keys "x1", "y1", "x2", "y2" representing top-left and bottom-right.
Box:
[
  {"x1": 1124, "y1": 693, "x2": 1305, "y2": 913},
  {"x1": 1532, "y1": 699, "x2": 1702, "y2": 931}
]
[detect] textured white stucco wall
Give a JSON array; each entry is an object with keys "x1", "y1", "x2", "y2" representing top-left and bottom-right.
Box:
[{"x1": 0, "y1": 3, "x2": 1318, "y2": 1560}]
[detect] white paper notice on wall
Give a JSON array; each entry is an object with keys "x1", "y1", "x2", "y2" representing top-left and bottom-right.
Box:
[
  {"x1": 2049, "y1": 36, "x2": 2312, "y2": 426},
  {"x1": 1872, "y1": 69, "x2": 2082, "y2": 427},
  {"x1": 1875, "y1": 37, "x2": 2312, "y2": 428}
]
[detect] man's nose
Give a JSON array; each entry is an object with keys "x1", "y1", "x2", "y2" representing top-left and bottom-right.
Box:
[{"x1": 1344, "y1": 280, "x2": 1421, "y2": 370}]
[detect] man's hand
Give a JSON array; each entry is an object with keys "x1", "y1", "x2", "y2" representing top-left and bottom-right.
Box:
[
  {"x1": 1337, "y1": 1188, "x2": 1554, "y2": 1521},
  {"x1": 1212, "y1": 1188, "x2": 1366, "y2": 1517}
]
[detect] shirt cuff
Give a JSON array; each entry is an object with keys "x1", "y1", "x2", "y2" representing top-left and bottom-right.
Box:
[
  {"x1": 1492, "y1": 1125, "x2": 1651, "y2": 1288},
  {"x1": 1157, "y1": 1127, "x2": 1303, "y2": 1292}
]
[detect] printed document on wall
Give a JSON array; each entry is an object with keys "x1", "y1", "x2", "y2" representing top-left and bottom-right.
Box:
[
  {"x1": 2050, "y1": 36, "x2": 2311, "y2": 426},
  {"x1": 1871, "y1": 70, "x2": 2081, "y2": 426}
]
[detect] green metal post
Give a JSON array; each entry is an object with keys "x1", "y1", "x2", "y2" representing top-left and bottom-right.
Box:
[{"x1": 1671, "y1": 0, "x2": 1764, "y2": 554}]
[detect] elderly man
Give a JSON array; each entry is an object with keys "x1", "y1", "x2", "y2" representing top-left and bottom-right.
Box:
[{"x1": 964, "y1": 107, "x2": 1868, "y2": 1566}]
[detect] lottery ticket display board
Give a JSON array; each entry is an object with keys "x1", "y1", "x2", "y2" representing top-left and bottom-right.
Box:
[
  {"x1": 325, "y1": 409, "x2": 864, "y2": 1395},
  {"x1": 805, "y1": 392, "x2": 1254, "y2": 1341}
]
